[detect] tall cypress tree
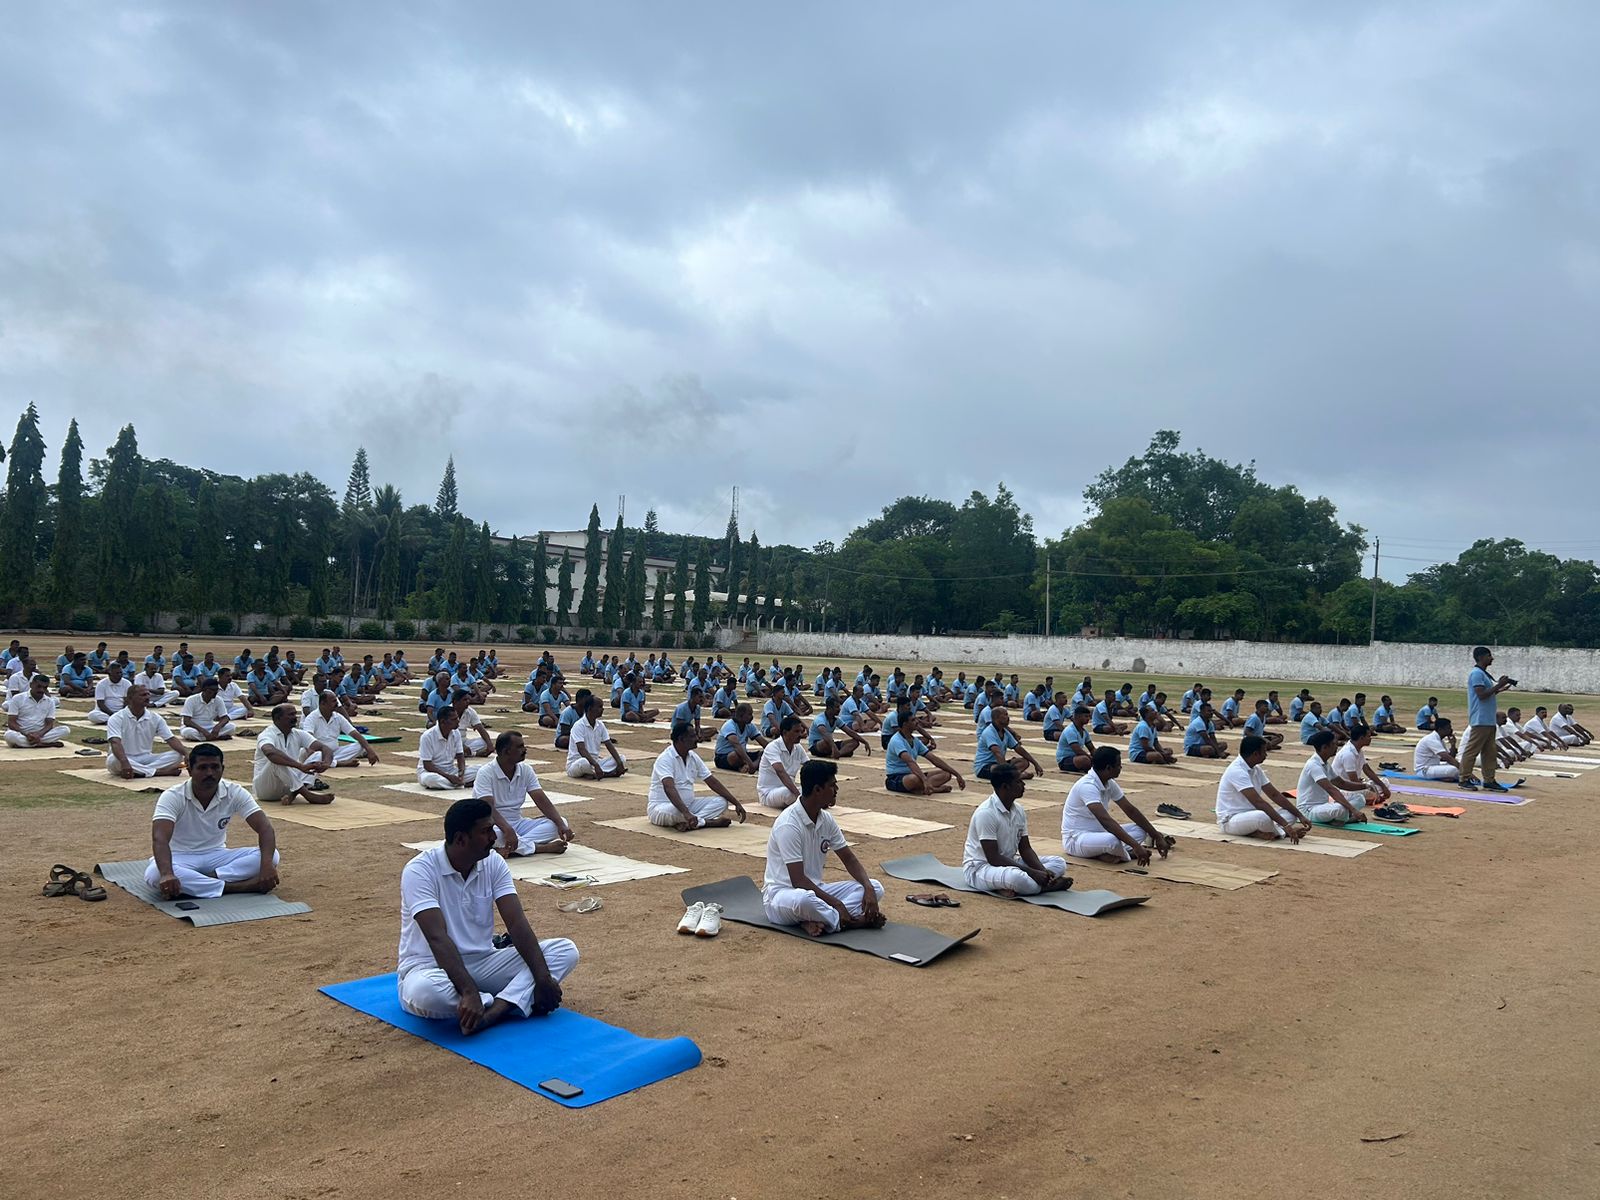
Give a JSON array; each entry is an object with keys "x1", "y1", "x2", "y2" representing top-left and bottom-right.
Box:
[
  {"x1": 529, "y1": 533, "x2": 549, "y2": 625},
  {"x1": 48, "y1": 418, "x2": 85, "y2": 614},
  {"x1": 439, "y1": 517, "x2": 467, "y2": 622},
  {"x1": 556, "y1": 548, "x2": 575, "y2": 627},
  {"x1": 471, "y1": 521, "x2": 495, "y2": 629},
  {"x1": 670, "y1": 537, "x2": 690, "y2": 631},
  {"x1": 376, "y1": 506, "x2": 404, "y2": 619},
  {"x1": 742, "y1": 532, "x2": 762, "y2": 621},
  {"x1": 761, "y1": 550, "x2": 780, "y2": 626},
  {"x1": 95, "y1": 425, "x2": 142, "y2": 613},
  {"x1": 189, "y1": 478, "x2": 223, "y2": 619},
  {"x1": 691, "y1": 539, "x2": 712, "y2": 629},
  {"x1": 434, "y1": 455, "x2": 458, "y2": 522},
  {"x1": 650, "y1": 558, "x2": 666, "y2": 630},
  {"x1": 130, "y1": 481, "x2": 180, "y2": 622},
  {"x1": 601, "y1": 514, "x2": 626, "y2": 626},
  {"x1": 0, "y1": 403, "x2": 47, "y2": 609},
  {"x1": 577, "y1": 504, "x2": 602, "y2": 626},
  {"x1": 499, "y1": 535, "x2": 525, "y2": 624},
  {"x1": 624, "y1": 536, "x2": 646, "y2": 629}
]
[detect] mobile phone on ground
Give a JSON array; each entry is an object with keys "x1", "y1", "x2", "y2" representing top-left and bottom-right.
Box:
[
  {"x1": 549, "y1": 873, "x2": 579, "y2": 882},
  {"x1": 539, "y1": 1078, "x2": 583, "y2": 1099},
  {"x1": 888, "y1": 952, "x2": 922, "y2": 964},
  {"x1": 176, "y1": 901, "x2": 200, "y2": 910}
]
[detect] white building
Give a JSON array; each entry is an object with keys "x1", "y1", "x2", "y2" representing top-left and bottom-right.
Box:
[{"x1": 492, "y1": 529, "x2": 729, "y2": 628}]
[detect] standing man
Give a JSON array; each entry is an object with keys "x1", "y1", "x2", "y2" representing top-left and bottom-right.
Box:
[{"x1": 1462, "y1": 646, "x2": 1515, "y2": 793}]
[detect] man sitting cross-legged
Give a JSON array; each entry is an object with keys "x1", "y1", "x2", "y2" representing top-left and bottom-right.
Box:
[
  {"x1": 87, "y1": 661, "x2": 133, "y2": 725},
  {"x1": 302, "y1": 689, "x2": 381, "y2": 768},
  {"x1": 809, "y1": 696, "x2": 870, "y2": 759},
  {"x1": 417, "y1": 707, "x2": 481, "y2": 791},
  {"x1": 1241, "y1": 698, "x2": 1285, "y2": 752},
  {"x1": 618, "y1": 674, "x2": 659, "y2": 724},
  {"x1": 1371, "y1": 695, "x2": 1405, "y2": 735},
  {"x1": 1055, "y1": 705, "x2": 1096, "y2": 773},
  {"x1": 1550, "y1": 704, "x2": 1594, "y2": 746},
  {"x1": 180, "y1": 677, "x2": 238, "y2": 743},
  {"x1": 761, "y1": 759, "x2": 885, "y2": 937},
  {"x1": 1517, "y1": 707, "x2": 1567, "y2": 753},
  {"x1": 1091, "y1": 689, "x2": 1127, "y2": 736},
  {"x1": 254, "y1": 703, "x2": 334, "y2": 804},
  {"x1": 1298, "y1": 730, "x2": 1371, "y2": 825},
  {"x1": 962, "y1": 763, "x2": 1071, "y2": 895},
  {"x1": 397, "y1": 797, "x2": 578, "y2": 1034},
  {"x1": 713, "y1": 702, "x2": 767, "y2": 773},
  {"x1": 58, "y1": 651, "x2": 96, "y2": 699},
  {"x1": 474, "y1": 731, "x2": 576, "y2": 855},
  {"x1": 757, "y1": 715, "x2": 811, "y2": 809},
  {"x1": 672, "y1": 687, "x2": 714, "y2": 744},
  {"x1": 1215, "y1": 734, "x2": 1311, "y2": 842},
  {"x1": 1184, "y1": 701, "x2": 1228, "y2": 759},
  {"x1": 146, "y1": 743, "x2": 280, "y2": 899},
  {"x1": 106, "y1": 686, "x2": 188, "y2": 779},
  {"x1": 5, "y1": 672, "x2": 72, "y2": 748},
  {"x1": 648, "y1": 720, "x2": 748, "y2": 830},
  {"x1": 1128, "y1": 703, "x2": 1175, "y2": 764},
  {"x1": 1061, "y1": 745, "x2": 1174, "y2": 863},
  {"x1": 885, "y1": 706, "x2": 966, "y2": 795},
  {"x1": 565, "y1": 694, "x2": 628, "y2": 779},
  {"x1": 974, "y1": 704, "x2": 1041, "y2": 781},
  {"x1": 1413, "y1": 717, "x2": 1462, "y2": 780}
]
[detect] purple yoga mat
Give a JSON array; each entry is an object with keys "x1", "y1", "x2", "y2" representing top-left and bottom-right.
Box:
[{"x1": 1387, "y1": 783, "x2": 1530, "y2": 806}]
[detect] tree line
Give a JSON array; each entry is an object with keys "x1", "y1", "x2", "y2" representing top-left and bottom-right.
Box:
[{"x1": 1, "y1": 407, "x2": 1593, "y2": 647}]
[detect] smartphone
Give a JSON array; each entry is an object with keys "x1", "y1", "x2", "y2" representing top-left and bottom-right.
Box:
[
  {"x1": 539, "y1": 1078, "x2": 583, "y2": 1099},
  {"x1": 549, "y1": 873, "x2": 579, "y2": 883},
  {"x1": 888, "y1": 952, "x2": 922, "y2": 965},
  {"x1": 176, "y1": 901, "x2": 200, "y2": 910}
]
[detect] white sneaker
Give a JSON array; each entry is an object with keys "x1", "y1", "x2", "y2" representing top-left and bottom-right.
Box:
[
  {"x1": 694, "y1": 902, "x2": 724, "y2": 938},
  {"x1": 677, "y1": 901, "x2": 705, "y2": 935}
]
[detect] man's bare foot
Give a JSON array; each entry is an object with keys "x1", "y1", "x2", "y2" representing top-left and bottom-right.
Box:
[
  {"x1": 799, "y1": 920, "x2": 829, "y2": 937},
  {"x1": 307, "y1": 789, "x2": 334, "y2": 805},
  {"x1": 1043, "y1": 875, "x2": 1073, "y2": 892},
  {"x1": 705, "y1": 817, "x2": 732, "y2": 828},
  {"x1": 534, "y1": 841, "x2": 567, "y2": 854},
  {"x1": 995, "y1": 887, "x2": 1018, "y2": 897},
  {"x1": 280, "y1": 793, "x2": 299, "y2": 805},
  {"x1": 468, "y1": 998, "x2": 515, "y2": 1034}
]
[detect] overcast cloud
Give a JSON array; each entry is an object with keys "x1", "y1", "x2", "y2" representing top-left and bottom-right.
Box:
[{"x1": 3, "y1": 1, "x2": 1597, "y2": 578}]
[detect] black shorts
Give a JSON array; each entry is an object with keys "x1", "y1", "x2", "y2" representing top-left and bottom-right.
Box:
[
  {"x1": 714, "y1": 751, "x2": 741, "y2": 769},
  {"x1": 885, "y1": 774, "x2": 910, "y2": 793},
  {"x1": 1056, "y1": 759, "x2": 1085, "y2": 773},
  {"x1": 1185, "y1": 745, "x2": 1210, "y2": 757},
  {"x1": 974, "y1": 764, "x2": 994, "y2": 780},
  {"x1": 1129, "y1": 749, "x2": 1149, "y2": 764}
]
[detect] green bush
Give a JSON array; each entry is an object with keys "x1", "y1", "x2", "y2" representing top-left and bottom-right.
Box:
[
  {"x1": 392, "y1": 619, "x2": 416, "y2": 641},
  {"x1": 174, "y1": 615, "x2": 193, "y2": 632},
  {"x1": 25, "y1": 606, "x2": 56, "y2": 628},
  {"x1": 251, "y1": 622, "x2": 271, "y2": 637},
  {"x1": 591, "y1": 630, "x2": 612, "y2": 647},
  {"x1": 209, "y1": 614, "x2": 235, "y2": 636},
  {"x1": 317, "y1": 619, "x2": 345, "y2": 639},
  {"x1": 70, "y1": 611, "x2": 98, "y2": 632},
  {"x1": 656, "y1": 631, "x2": 676, "y2": 650},
  {"x1": 426, "y1": 623, "x2": 447, "y2": 641},
  {"x1": 488, "y1": 628, "x2": 504, "y2": 642},
  {"x1": 540, "y1": 627, "x2": 557, "y2": 644},
  {"x1": 124, "y1": 613, "x2": 147, "y2": 636},
  {"x1": 288, "y1": 616, "x2": 316, "y2": 638},
  {"x1": 358, "y1": 620, "x2": 386, "y2": 640},
  {"x1": 613, "y1": 629, "x2": 631, "y2": 647},
  {"x1": 515, "y1": 625, "x2": 536, "y2": 643},
  {"x1": 454, "y1": 626, "x2": 476, "y2": 642}
]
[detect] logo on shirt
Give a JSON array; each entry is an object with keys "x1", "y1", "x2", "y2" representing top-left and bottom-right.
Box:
[
  {"x1": 218, "y1": 816, "x2": 232, "y2": 829},
  {"x1": 821, "y1": 837, "x2": 836, "y2": 853}
]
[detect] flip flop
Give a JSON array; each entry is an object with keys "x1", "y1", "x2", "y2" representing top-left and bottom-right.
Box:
[
  {"x1": 559, "y1": 896, "x2": 603, "y2": 914},
  {"x1": 74, "y1": 747, "x2": 101, "y2": 756},
  {"x1": 81, "y1": 736, "x2": 108, "y2": 745},
  {"x1": 1378, "y1": 761, "x2": 1403, "y2": 771},
  {"x1": 905, "y1": 892, "x2": 961, "y2": 908},
  {"x1": 42, "y1": 863, "x2": 80, "y2": 897},
  {"x1": 70, "y1": 871, "x2": 106, "y2": 902}
]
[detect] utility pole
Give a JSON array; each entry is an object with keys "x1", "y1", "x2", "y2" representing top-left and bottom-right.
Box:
[
  {"x1": 1044, "y1": 552, "x2": 1051, "y2": 638},
  {"x1": 1368, "y1": 538, "x2": 1380, "y2": 644}
]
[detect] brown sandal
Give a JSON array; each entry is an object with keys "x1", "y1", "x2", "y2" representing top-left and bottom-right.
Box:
[
  {"x1": 70, "y1": 871, "x2": 106, "y2": 901},
  {"x1": 42, "y1": 863, "x2": 80, "y2": 897}
]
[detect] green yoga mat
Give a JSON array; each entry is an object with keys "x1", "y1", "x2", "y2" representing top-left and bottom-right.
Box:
[
  {"x1": 1312, "y1": 820, "x2": 1419, "y2": 836},
  {"x1": 341, "y1": 734, "x2": 402, "y2": 744}
]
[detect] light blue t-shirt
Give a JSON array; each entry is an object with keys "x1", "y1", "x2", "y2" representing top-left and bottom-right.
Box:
[
  {"x1": 1129, "y1": 719, "x2": 1155, "y2": 757},
  {"x1": 1043, "y1": 704, "x2": 1067, "y2": 735},
  {"x1": 1467, "y1": 667, "x2": 1497, "y2": 727},
  {"x1": 1289, "y1": 696, "x2": 1307, "y2": 720},
  {"x1": 1416, "y1": 704, "x2": 1437, "y2": 729},
  {"x1": 620, "y1": 687, "x2": 647, "y2": 715},
  {"x1": 542, "y1": 688, "x2": 569, "y2": 715},
  {"x1": 761, "y1": 698, "x2": 793, "y2": 736},
  {"x1": 1327, "y1": 707, "x2": 1348, "y2": 728},
  {"x1": 672, "y1": 700, "x2": 699, "y2": 726},
  {"x1": 1243, "y1": 713, "x2": 1266, "y2": 737},
  {"x1": 1022, "y1": 691, "x2": 1042, "y2": 719},
  {"x1": 1003, "y1": 683, "x2": 1019, "y2": 704},
  {"x1": 840, "y1": 697, "x2": 867, "y2": 727},
  {"x1": 1374, "y1": 705, "x2": 1392, "y2": 725},
  {"x1": 808, "y1": 712, "x2": 835, "y2": 749},
  {"x1": 1056, "y1": 723, "x2": 1091, "y2": 764},
  {"x1": 1092, "y1": 701, "x2": 1112, "y2": 728},
  {"x1": 885, "y1": 731, "x2": 928, "y2": 777},
  {"x1": 1299, "y1": 713, "x2": 1323, "y2": 743},
  {"x1": 1221, "y1": 697, "x2": 1240, "y2": 720},
  {"x1": 1181, "y1": 689, "x2": 1197, "y2": 711},
  {"x1": 974, "y1": 725, "x2": 1019, "y2": 772},
  {"x1": 714, "y1": 719, "x2": 756, "y2": 758},
  {"x1": 1183, "y1": 715, "x2": 1211, "y2": 753}
]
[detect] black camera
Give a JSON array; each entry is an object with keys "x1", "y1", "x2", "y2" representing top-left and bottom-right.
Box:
[{"x1": 1504, "y1": 677, "x2": 1518, "y2": 688}]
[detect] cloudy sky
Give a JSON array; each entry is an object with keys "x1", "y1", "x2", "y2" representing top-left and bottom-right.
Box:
[{"x1": 4, "y1": 1, "x2": 1597, "y2": 579}]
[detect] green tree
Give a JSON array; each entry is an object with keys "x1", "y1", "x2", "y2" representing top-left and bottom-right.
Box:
[
  {"x1": 650, "y1": 560, "x2": 667, "y2": 629},
  {"x1": 624, "y1": 536, "x2": 646, "y2": 628},
  {"x1": 48, "y1": 418, "x2": 85, "y2": 613},
  {"x1": 761, "y1": 550, "x2": 780, "y2": 626},
  {"x1": 555, "y1": 548, "x2": 575, "y2": 627},
  {"x1": 130, "y1": 481, "x2": 181, "y2": 621},
  {"x1": 0, "y1": 403, "x2": 48, "y2": 608},
  {"x1": 471, "y1": 521, "x2": 496, "y2": 629},
  {"x1": 374, "y1": 487, "x2": 405, "y2": 619},
  {"x1": 742, "y1": 532, "x2": 762, "y2": 621},
  {"x1": 528, "y1": 533, "x2": 549, "y2": 625},
  {"x1": 189, "y1": 478, "x2": 224, "y2": 619},
  {"x1": 577, "y1": 504, "x2": 602, "y2": 626},
  {"x1": 434, "y1": 455, "x2": 458, "y2": 522},
  {"x1": 95, "y1": 425, "x2": 143, "y2": 614},
  {"x1": 691, "y1": 538, "x2": 712, "y2": 628},
  {"x1": 499, "y1": 535, "x2": 525, "y2": 624},
  {"x1": 601, "y1": 514, "x2": 625, "y2": 626},
  {"x1": 670, "y1": 537, "x2": 690, "y2": 631},
  {"x1": 438, "y1": 517, "x2": 467, "y2": 621}
]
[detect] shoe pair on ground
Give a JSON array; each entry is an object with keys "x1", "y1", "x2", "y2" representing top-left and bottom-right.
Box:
[
  {"x1": 1457, "y1": 777, "x2": 1520, "y2": 793},
  {"x1": 42, "y1": 863, "x2": 105, "y2": 901},
  {"x1": 676, "y1": 901, "x2": 724, "y2": 937}
]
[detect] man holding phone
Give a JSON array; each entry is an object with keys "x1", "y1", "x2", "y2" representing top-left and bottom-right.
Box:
[{"x1": 398, "y1": 797, "x2": 578, "y2": 1035}]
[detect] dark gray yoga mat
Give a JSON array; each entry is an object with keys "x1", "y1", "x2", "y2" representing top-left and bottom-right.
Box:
[
  {"x1": 679, "y1": 876, "x2": 977, "y2": 967},
  {"x1": 881, "y1": 854, "x2": 1148, "y2": 916},
  {"x1": 95, "y1": 860, "x2": 311, "y2": 927}
]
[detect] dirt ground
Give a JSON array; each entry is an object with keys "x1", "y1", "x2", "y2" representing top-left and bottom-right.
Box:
[{"x1": 4, "y1": 637, "x2": 1598, "y2": 1200}]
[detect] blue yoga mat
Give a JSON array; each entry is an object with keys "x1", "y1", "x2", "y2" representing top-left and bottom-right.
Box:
[
  {"x1": 1381, "y1": 770, "x2": 1525, "y2": 788},
  {"x1": 320, "y1": 973, "x2": 701, "y2": 1107}
]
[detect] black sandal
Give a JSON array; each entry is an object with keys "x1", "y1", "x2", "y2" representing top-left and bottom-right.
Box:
[{"x1": 42, "y1": 864, "x2": 80, "y2": 897}]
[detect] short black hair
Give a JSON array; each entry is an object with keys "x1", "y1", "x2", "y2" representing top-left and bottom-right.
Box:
[
  {"x1": 989, "y1": 763, "x2": 1021, "y2": 790},
  {"x1": 187, "y1": 742, "x2": 225, "y2": 766},
  {"x1": 670, "y1": 719, "x2": 696, "y2": 743},
  {"x1": 494, "y1": 729, "x2": 522, "y2": 754},
  {"x1": 779, "y1": 714, "x2": 804, "y2": 735},
  {"x1": 1308, "y1": 730, "x2": 1336, "y2": 751},
  {"x1": 1239, "y1": 734, "x2": 1267, "y2": 757},
  {"x1": 799, "y1": 758, "x2": 837, "y2": 795},
  {"x1": 445, "y1": 797, "x2": 492, "y2": 842},
  {"x1": 1091, "y1": 745, "x2": 1120, "y2": 773}
]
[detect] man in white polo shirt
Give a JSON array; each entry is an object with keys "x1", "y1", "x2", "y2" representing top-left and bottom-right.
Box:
[
  {"x1": 106, "y1": 686, "x2": 187, "y2": 778},
  {"x1": 180, "y1": 677, "x2": 238, "y2": 743},
  {"x1": 1214, "y1": 734, "x2": 1310, "y2": 841},
  {"x1": 87, "y1": 661, "x2": 132, "y2": 725},
  {"x1": 761, "y1": 759, "x2": 884, "y2": 936},
  {"x1": 565, "y1": 694, "x2": 628, "y2": 779},
  {"x1": 253, "y1": 704, "x2": 333, "y2": 804},
  {"x1": 1549, "y1": 704, "x2": 1592, "y2": 746},
  {"x1": 302, "y1": 690, "x2": 380, "y2": 768},
  {"x1": 135, "y1": 662, "x2": 178, "y2": 707},
  {"x1": 214, "y1": 667, "x2": 253, "y2": 721},
  {"x1": 417, "y1": 707, "x2": 481, "y2": 790},
  {"x1": 1413, "y1": 717, "x2": 1462, "y2": 781},
  {"x1": 5, "y1": 672, "x2": 72, "y2": 748},
  {"x1": 397, "y1": 797, "x2": 578, "y2": 1034},
  {"x1": 1298, "y1": 730, "x2": 1369, "y2": 824},
  {"x1": 648, "y1": 720, "x2": 747, "y2": 830},
  {"x1": 1060, "y1": 745, "x2": 1173, "y2": 863},
  {"x1": 473, "y1": 730, "x2": 577, "y2": 855},
  {"x1": 145, "y1": 743, "x2": 280, "y2": 898},
  {"x1": 756, "y1": 715, "x2": 810, "y2": 810},
  {"x1": 963, "y1": 764, "x2": 1071, "y2": 895}
]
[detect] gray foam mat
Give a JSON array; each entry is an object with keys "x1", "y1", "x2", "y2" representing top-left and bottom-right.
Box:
[
  {"x1": 95, "y1": 860, "x2": 311, "y2": 926},
  {"x1": 881, "y1": 853, "x2": 1148, "y2": 916},
  {"x1": 679, "y1": 876, "x2": 977, "y2": 967}
]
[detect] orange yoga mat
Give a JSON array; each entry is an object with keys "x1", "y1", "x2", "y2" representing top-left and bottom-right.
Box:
[{"x1": 1399, "y1": 804, "x2": 1466, "y2": 818}]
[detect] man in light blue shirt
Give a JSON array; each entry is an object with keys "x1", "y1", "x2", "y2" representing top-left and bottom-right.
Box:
[
  {"x1": 714, "y1": 702, "x2": 766, "y2": 772},
  {"x1": 672, "y1": 688, "x2": 710, "y2": 743},
  {"x1": 761, "y1": 693, "x2": 794, "y2": 738},
  {"x1": 85, "y1": 642, "x2": 110, "y2": 672},
  {"x1": 1183, "y1": 703, "x2": 1225, "y2": 758},
  {"x1": 59, "y1": 652, "x2": 96, "y2": 698},
  {"x1": 1042, "y1": 692, "x2": 1070, "y2": 742},
  {"x1": 1462, "y1": 646, "x2": 1514, "y2": 791},
  {"x1": 1415, "y1": 697, "x2": 1439, "y2": 731},
  {"x1": 1219, "y1": 689, "x2": 1246, "y2": 728},
  {"x1": 1373, "y1": 695, "x2": 1403, "y2": 734},
  {"x1": 809, "y1": 697, "x2": 869, "y2": 759},
  {"x1": 1128, "y1": 705, "x2": 1174, "y2": 764},
  {"x1": 974, "y1": 706, "x2": 1039, "y2": 780},
  {"x1": 1242, "y1": 699, "x2": 1283, "y2": 750},
  {"x1": 1091, "y1": 690, "x2": 1126, "y2": 736},
  {"x1": 1022, "y1": 685, "x2": 1046, "y2": 722},
  {"x1": 1055, "y1": 708, "x2": 1095, "y2": 772},
  {"x1": 1289, "y1": 690, "x2": 1312, "y2": 722},
  {"x1": 619, "y1": 676, "x2": 659, "y2": 724},
  {"x1": 1180, "y1": 683, "x2": 1202, "y2": 714},
  {"x1": 1299, "y1": 701, "x2": 1327, "y2": 745},
  {"x1": 144, "y1": 646, "x2": 168, "y2": 675}
]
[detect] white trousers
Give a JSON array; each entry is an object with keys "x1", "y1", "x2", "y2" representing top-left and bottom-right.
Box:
[
  {"x1": 763, "y1": 879, "x2": 885, "y2": 931},
  {"x1": 254, "y1": 762, "x2": 316, "y2": 800},
  {"x1": 87, "y1": 708, "x2": 119, "y2": 725},
  {"x1": 107, "y1": 750, "x2": 183, "y2": 777},
  {"x1": 965, "y1": 855, "x2": 1069, "y2": 894},
  {"x1": 495, "y1": 813, "x2": 561, "y2": 852},
  {"x1": 1556, "y1": 731, "x2": 1583, "y2": 746},
  {"x1": 398, "y1": 940, "x2": 579, "y2": 1020},
  {"x1": 418, "y1": 763, "x2": 480, "y2": 789},
  {"x1": 759, "y1": 785, "x2": 797, "y2": 809},
  {"x1": 318, "y1": 739, "x2": 364, "y2": 765},
  {"x1": 226, "y1": 704, "x2": 250, "y2": 719},
  {"x1": 5, "y1": 723, "x2": 71, "y2": 746},
  {"x1": 143, "y1": 848, "x2": 277, "y2": 899},
  {"x1": 184, "y1": 723, "x2": 238, "y2": 742},
  {"x1": 145, "y1": 693, "x2": 178, "y2": 706},
  {"x1": 566, "y1": 754, "x2": 625, "y2": 778},
  {"x1": 1306, "y1": 796, "x2": 1367, "y2": 824},
  {"x1": 647, "y1": 794, "x2": 727, "y2": 827},
  {"x1": 1220, "y1": 808, "x2": 1296, "y2": 838},
  {"x1": 1417, "y1": 764, "x2": 1458, "y2": 781},
  {"x1": 1063, "y1": 823, "x2": 1149, "y2": 861}
]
